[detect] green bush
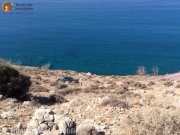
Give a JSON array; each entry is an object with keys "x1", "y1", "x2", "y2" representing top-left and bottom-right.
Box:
[{"x1": 0, "y1": 60, "x2": 31, "y2": 100}]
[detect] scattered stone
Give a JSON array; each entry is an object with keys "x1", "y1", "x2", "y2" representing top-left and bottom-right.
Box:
[
  {"x1": 77, "y1": 123, "x2": 98, "y2": 135},
  {"x1": 16, "y1": 123, "x2": 22, "y2": 130},
  {"x1": 52, "y1": 124, "x2": 59, "y2": 131},
  {"x1": 87, "y1": 72, "x2": 92, "y2": 76},
  {"x1": 58, "y1": 76, "x2": 79, "y2": 83},
  {"x1": 25, "y1": 107, "x2": 77, "y2": 135},
  {"x1": 2, "y1": 126, "x2": 10, "y2": 133},
  {"x1": 0, "y1": 95, "x2": 3, "y2": 100},
  {"x1": 1, "y1": 111, "x2": 19, "y2": 119},
  {"x1": 25, "y1": 107, "x2": 55, "y2": 135},
  {"x1": 58, "y1": 117, "x2": 76, "y2": 135},
  {"x1": 30, "y1": 96, "x2": 40, "y2": 105},
  {"x1": 130, "y1": 99, "x2": 142, "y2": 106},
  {"x1": 0, "y1": 125, "x2": 12, "y2": 133},
  {"x1": 5, "y1": 98, "x2": 18, "y2": 105},
  {"x1": 33, "y1": 107, "x2": 54, "y2": 123},
  {"x1": 23, "y1": 101, "x2": 31, "y2": 106}
]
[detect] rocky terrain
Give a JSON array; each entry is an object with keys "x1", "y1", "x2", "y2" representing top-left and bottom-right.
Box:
[{"x1": 0, "y1": 65, "x2": 180, "y2": 135}]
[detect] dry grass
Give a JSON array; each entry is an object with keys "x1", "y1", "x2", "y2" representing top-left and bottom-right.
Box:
[
  {"x1": 57, "y1": 88, "x2": 80, "y2": 95},
  {"x1": 123, "y1": 81, "x2": 147, "y2": 89},
  {"x1": 82, "y1": 84, "x2": 100, "y2": 93},
  {"x1": 118, "y1": 107, "x2": 180, "y2": 135},
  {"x1": 30, "y1": 86, "x2": 50, "y2": 93}
]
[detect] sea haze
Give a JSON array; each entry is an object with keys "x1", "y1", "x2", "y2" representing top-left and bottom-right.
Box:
[{"x1": 0, "y1": 0, "x2": 180, "y2": 75}]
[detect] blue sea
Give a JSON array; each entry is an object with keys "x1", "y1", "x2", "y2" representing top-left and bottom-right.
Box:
[{"x1": 0, "y1": 0, "x2": 180, "y2": 75}]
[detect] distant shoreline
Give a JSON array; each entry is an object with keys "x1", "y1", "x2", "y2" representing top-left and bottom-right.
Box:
[{"x1": 12, "y1": 64, "x2": 180, "y2": 81}]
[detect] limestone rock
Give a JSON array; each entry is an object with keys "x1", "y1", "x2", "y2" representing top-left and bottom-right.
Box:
[
  {"x1": 1, "y1": 111, "x2": 19, "y2": 119},
  {"x1": 77, "y1": 123, "x2": 98, "y2": 135}
]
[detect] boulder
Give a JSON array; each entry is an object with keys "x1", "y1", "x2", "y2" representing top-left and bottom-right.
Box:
[
  {"x1": 25, "y1": 107, "x2": 76, "y2": 135},
  {"x1": 54, "y1": 115, "x2": 76, "y2": 135},
  {"x1": 77, "y1": 123, "x2": 98, "y2": 135},
  {"x1": 58, "y1": 76, "x2": 79, "y2": 83},
  {"x1": 1, "y1": 111, "x2": 19, "y2": 119}
]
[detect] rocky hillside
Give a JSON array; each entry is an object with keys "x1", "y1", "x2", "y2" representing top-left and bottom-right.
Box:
[{"x1": 0, "y1": 65, "x2": 180, "y2": 135}]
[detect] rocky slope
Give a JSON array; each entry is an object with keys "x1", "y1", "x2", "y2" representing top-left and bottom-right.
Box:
[{"x1": 0, "y1": 65, "x2": 180, "y2": 135}]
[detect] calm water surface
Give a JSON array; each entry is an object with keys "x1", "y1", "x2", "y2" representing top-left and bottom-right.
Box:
[{"x1": 0, "y1": 0, "x2": 180, "y2": 75}]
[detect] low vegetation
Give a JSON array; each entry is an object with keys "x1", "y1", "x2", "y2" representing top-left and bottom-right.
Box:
[
  {"x1": 101, "y1": 96, "x2": 130, "y2": 108},
  {"x1": 119, "y1": 108, "x2": 180, "y2": 135},
  {"x1": 163, "y1": 81, "x2": 174, "y2": 87},
  {"x1": 176, "y1": 84, "x2": 180, "y2": 88},
  {"x1": 0, "y1": 60, "x2": 31, "y2": 100},
  {"x1": 49, "y1": 93, "x2": 67, "y2": 103}
]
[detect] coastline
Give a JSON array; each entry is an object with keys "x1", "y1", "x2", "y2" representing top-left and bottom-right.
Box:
[
  {"x1": 13, "y1": 64, "x2": 180, "y2": 81},
  {"x1": 0, "y1": 63, "x2": 180, "y2": 134}
]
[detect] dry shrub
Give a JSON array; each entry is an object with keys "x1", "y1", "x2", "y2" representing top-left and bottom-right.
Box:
[
  {"x1": 101, "y1": 96, "x2": 129, "y2": 108},
  {"x1": 125, "y1": 92, "x2": 141, "y2": 99},
  {"x1": 164, "y1": 81, "x2": 174, "y2": 87},
  {"x1": 107, "y1": 84, "x2": 118, "y2": 89},
  {"x1": 148, "y1": 81, "x2": 156, "y2": 86},
  {"x1": 176, "y1": 84, "x2": 180, "y2": 88},
  {"x1": 30, "y1": 86, "x2": 50, "y2": 93},
  {"x1": 113, "y1": 85, "x2": 141, "y2": 99},
  {"x1": 50, "y1": 81, "x2": 69, "y2": 88},
  {"x1": 165, "y1": 90, "x2": 175, "y2": 95},
  {"x1": 56, "y1": 83, "x2": 68, "y2": 89},
  {"x1": 160, "y1": 78, "x2": 167, "y2": 81},
  {"x1": 50, "y1": 81, "x2": 57, "y2": 86},
  {"x1": 49, "y1": 93, "x2": 67, "y2": 103},
  {"x1": 123, "y1": 81, "x2": 147, "y2": 89},
  {"x1": 113, "y1": 86, "x2": 129, "y2": 95},
  {"x1": 118, "y1": 108, "x2": 180, "y2": 135},
  {"x1": 82, "y1": 84, "x2": 100, "y2": 93},
  {"x1": 123, "y1": 81, "x2": 135, "y2": 86},
  {"x1": 34, "y1": 76, "x2": 42, "y2": 80},
  {"x1": 57, "y1": 88, "x2": 80, "y2": 95},
  {"x1": 144, "y1": 94, "x2": 155, "y2": 105},
  {"x1": 133, "y1": 82, "x2": 147, "y2": 89}
]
